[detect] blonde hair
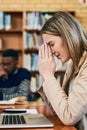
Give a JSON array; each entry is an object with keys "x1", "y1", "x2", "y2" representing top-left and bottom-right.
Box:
[{"x1": 41, "y1": 11, "x2": 87, "y2": 67}]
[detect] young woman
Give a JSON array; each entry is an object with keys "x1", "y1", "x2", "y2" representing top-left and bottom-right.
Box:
[{"x1": 38, "y1": 11, "x2": 87, "y2": 130}]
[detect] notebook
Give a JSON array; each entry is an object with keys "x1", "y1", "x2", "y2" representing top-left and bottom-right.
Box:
[
  {"x1": 0, "y1": 109, "x2": 54, "y2": 128},
  {"x1": 0, "y1": 96, "x2": 27, "y2": 105}
]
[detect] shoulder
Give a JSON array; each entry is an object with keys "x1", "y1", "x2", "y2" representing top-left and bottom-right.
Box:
[
  {"x1": 17, "y1": 68, "x2": 31, "y2": 79},
  {"x1": 18, "y1": 68, "x2": 31, "y2": 75},
  {"x1": 18, "y1": 68, "x2": 30, "y2": 73},
  {"x1": 79, "y1": 51, "x2": 87, "y2": 73}
]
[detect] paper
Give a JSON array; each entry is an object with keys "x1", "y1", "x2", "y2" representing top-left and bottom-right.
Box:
[
  {"x1": 26, "y1": 109, "x2": 38, "y2": 114},
  {"x1": 0, "y1": 96, "x2": 27, "y2": 105},
  {"x1": 0, "y1": 101, "x2": 15, "y2": 105}
]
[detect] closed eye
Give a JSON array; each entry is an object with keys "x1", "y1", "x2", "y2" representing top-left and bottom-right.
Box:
[{"x1": 47, "y1": 41, "x2": 54, "y2": 47}]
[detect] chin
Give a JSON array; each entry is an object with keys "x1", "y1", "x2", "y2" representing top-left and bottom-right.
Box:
[{"x1": 61, "y1": 59, "x2": 69, "y2": 63}]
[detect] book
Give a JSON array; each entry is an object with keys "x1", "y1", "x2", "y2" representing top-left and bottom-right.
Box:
[
  {"x1": 0, "y1": 38, "x2": 2, "y2": 49},
  {"x1": 31, "y1": 53, "x2": 38, "y2": 70},
  {"x1": 30, "y1": 76, "x2": 36, "y2": 92},
  {"x1": 0, "y1": 11, "x2": 4, "y2": 30},
  {"x1": 4, "y1": 13, "x2": 11, "y2": 30},
  {"x1": 0, "y1": 96, "x2": 27, "y2": 105}
]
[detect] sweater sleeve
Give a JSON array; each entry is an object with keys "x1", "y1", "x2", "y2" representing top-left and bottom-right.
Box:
[
  {"x1": 42, "y1": 67, "x2": 87, "y2": 126},
  {"x1": 3, "y1": 79, "x2": 30, "y2": 100},
  {"x1": 0, "y1": 92, "x2": 3, "y2": 100}
]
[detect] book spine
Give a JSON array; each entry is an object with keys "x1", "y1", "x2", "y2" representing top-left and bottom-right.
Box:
[{"x1": 0, "y1": 11, "x2": 4, "y2": 30}]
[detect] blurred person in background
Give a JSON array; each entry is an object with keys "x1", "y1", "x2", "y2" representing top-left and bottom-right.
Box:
[{"x1": 0, "y1": 49, "x2": 31, "y2": 101}]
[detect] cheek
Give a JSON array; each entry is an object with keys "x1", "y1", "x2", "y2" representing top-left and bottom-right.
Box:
[
  {"x1": 54, "y1": 44, "x2": 61, "y2": 51},
  {"x1": 50, "y1": 44, "x2": 61, "y2": 53},
  {"x1": 62, "y1": 46, "x2": 70, "y2": 60}
]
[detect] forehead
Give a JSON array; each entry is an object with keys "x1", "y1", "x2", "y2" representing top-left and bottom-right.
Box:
[
  {"x1": 2, "y1": 57, "x2": 15, "y2": 63},
  {"x1": 43, "y1": 33, "x2": 58, "y2": 43}
]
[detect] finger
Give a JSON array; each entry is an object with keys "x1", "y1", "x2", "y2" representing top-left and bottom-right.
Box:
[
  {"x1": 38, "y1": 47, "x2": 42, "y2": 59},
  {"x1": 48, "y1": 45, "x2": 53, "y2": 57},
  {"x1": 44, "y1": 42, "x2": 49, "y2": 58},
  {"x1": 4, "y1": 73, "x2": 8, "y2": 79},
  {"x1": 38, "y1": 47, "x2": 42, "y2": 64},
  {"x1": 0, "y1": 106, "x2": 14, "y2": 113},
  {"x1": 41, "y1": 44, "x2": 45, "y2": 58}
]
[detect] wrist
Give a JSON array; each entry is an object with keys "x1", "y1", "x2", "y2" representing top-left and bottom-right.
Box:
[{"x1": 44, "y1": 75, "x2": 54, "y2": 81}]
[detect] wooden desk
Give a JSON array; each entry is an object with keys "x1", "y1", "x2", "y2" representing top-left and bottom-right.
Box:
[{"x1": 0, "y1": 101, "x2": 77, "y2": 130}]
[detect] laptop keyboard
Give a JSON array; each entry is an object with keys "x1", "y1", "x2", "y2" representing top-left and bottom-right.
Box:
[{"x1": 2, "y1": 115, "x2": 26, "y2": 125}]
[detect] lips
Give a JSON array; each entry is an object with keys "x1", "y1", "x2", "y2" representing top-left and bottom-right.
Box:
[{"x1": 58, "y1": 56, "x2": 60, "y2": 59}]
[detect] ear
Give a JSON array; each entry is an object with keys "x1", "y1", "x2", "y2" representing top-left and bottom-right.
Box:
[
  {"x1": 16, "y1": 60, "x2": 19, "y2": 65},
  {"x1": 15, "y1": 59, "x2": 18, "y2": 65}
]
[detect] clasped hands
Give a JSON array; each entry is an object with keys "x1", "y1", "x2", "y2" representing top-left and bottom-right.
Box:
[
  {"x1": 0, "y1": 69, "x2": 8, "y2": 79},
  {"x1": 38, "y1": 43, "x2": 56, "y2": 80}
]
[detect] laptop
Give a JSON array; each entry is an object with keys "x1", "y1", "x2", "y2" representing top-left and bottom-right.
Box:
[{"x1": 0, "y1": 109, "x2": 54, "y2": 128}]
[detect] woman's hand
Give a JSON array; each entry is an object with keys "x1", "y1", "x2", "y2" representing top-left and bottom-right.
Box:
[{"x1": 38, "y1": 43, "x2": 56, "y2": 80}]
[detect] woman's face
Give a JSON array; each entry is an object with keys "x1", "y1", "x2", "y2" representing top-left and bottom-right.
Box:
[{"x1": 43, "y1": 34, "x2": 70, "y2": 63}]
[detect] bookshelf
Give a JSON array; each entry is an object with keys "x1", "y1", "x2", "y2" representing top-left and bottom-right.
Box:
[
  {"x1": 0, "y1": 11, "x2": 75, "y2": 96},
  {"x1": 0, "y1": 11, "x2": 23, "y2": 68}
]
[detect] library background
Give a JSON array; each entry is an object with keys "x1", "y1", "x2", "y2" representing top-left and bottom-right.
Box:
[{"x1": 0, "y1": 0, "x2": 87, "y2": 101}]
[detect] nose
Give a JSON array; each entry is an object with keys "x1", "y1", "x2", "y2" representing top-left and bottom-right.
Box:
[
  {"x1": 50, "y1": 47, "x2": 54, "y2": 54},
  {"x1": 52, "y1": 51, "x2": 59, "y2": 57},
  {"x1": 50, "y1": 47, "x2": 55, "y2": 55},
  {"x1": 51, "y1": 50, "x2": 55, "y2": 54}
]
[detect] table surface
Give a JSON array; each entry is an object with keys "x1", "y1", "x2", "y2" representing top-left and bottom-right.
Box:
[{"x1": 0, "y1": 101, "x2": 77, "y2": 130}]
